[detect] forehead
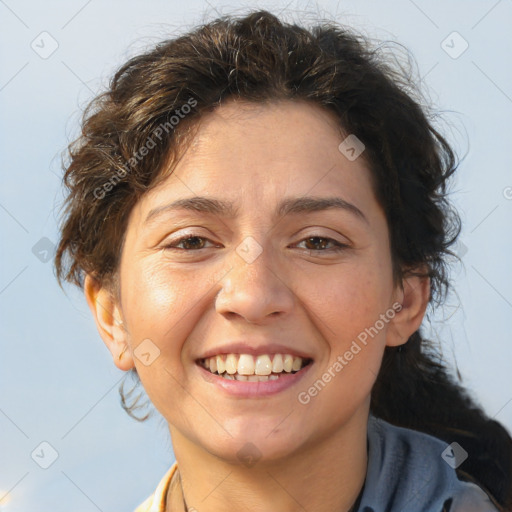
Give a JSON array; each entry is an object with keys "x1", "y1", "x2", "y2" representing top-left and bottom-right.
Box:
[
  {"x1": 159, "y1": 100, "x2": 373, "y2": 195},
  {"x1": 129, "y1": 99, "x2": 381, "y2": 230},
  {"x1": 187, "y1": 98, "x2": 345, "y2": 158}
]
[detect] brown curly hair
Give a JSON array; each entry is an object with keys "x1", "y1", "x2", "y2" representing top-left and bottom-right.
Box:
[{"x1": 54, "y1": 10, "x2": 512, "y2": 509}]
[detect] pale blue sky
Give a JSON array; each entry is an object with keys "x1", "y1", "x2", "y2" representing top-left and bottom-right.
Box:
[{"x1": 1, "y1": 0, "x2": 511, "y2": 510}]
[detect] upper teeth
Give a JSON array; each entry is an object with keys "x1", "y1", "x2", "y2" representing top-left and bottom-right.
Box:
[{"x1": 201, "y1": 353, "x2": 308, "y2": 375}]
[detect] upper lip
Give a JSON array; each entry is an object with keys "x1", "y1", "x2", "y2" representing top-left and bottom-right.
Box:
[{"x1": 196, "y1": 341, "x2": 314, "y2": 361}]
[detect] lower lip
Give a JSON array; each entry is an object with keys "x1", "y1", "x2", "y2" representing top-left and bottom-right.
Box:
[{"x1": 195, "y1": 361, "x2": 313, "y2": 398}]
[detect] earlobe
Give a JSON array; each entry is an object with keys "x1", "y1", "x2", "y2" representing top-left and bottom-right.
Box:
[
  {"x1": 386, "y1": 273, "x2": 430, "y2": 347},
  {"x1": 83, "y1": 274, "x2": 134, "y2": 371}
]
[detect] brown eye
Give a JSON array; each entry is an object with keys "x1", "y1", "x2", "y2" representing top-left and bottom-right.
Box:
[
  {"x1": 295, "y1": 236, "x2": 348, "y2": 253},
  {"x1": 163, "y1": 235, "x2": 214, "y2": 251}
]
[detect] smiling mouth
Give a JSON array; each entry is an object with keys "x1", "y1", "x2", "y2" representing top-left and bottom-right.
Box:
[{"x1": 197, "y1": 353, "x2": 313, "y2": 381}]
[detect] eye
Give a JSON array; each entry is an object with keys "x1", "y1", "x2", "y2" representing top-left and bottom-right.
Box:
[
  {"x1": 293, "y1": 236, "x2": 348, "y2": 253},
  {"x1": 162, "y1": 234, "x2": 216, "y2": 251},
  {"x1": 161, "y1": 234, "x2": 348, "y2": 253}
]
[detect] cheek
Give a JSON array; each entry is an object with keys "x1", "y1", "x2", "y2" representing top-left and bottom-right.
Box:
[
  {"x1": 302, "y1": 255, "x2": 393, "y2": 403},
  {"x1": 122, "y1": 260, "x2": 192, "y2": 338},
  {"x1": 123, "y1": 263, "x2": 197, "y2": 418},
  {"x1": 308, "y1": 260, "x2": 391, "y2": 340},
  {"x1": 120, "y1": 260, "x2": 216, "y2": 382},
  {"x1": 296, "y1": 269, "x2": 391, "y2": 421}
]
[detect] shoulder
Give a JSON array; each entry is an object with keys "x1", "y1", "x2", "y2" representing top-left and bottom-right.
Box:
[
  {"x1": 134, "y1": 463, "x2": 177, "y2": 512},
  {"x1": 356, "y1": 415, "x2": 500, "y2": 511},
  {"x1": 448, "y1": 481, "x2": 501, "y2": 511}
]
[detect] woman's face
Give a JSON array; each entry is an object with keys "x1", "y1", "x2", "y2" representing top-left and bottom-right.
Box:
[{"x1": 115, "y1": 100, "x2": 406, "y2": 463}]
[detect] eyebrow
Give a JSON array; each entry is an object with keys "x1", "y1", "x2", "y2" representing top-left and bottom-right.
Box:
[{"x1": 145, "y1": 196, "x2": 369, "y2": 225}]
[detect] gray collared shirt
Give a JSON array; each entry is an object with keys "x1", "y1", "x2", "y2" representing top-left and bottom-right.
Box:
[{"x1": 353, "y1": 414, "x2": 500, "y2": 511}]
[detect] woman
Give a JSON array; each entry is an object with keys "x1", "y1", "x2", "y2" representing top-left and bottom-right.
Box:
[{"x1": 54, "y1": 9, "x2": 512, "y2": 512}]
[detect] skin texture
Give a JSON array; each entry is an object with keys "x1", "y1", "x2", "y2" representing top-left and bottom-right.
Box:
[{"x1": 85, "y1": 99, "x2": 430, "y2": 512}]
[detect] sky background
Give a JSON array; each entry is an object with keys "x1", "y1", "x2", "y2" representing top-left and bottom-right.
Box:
[{"x1": 1, "y1": 0, "x2": 511, "y2": 510}]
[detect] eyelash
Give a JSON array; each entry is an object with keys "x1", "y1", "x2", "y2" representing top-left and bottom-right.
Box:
[{"x1": 162, "y1": 234, "x2": 349, "y2": 253}]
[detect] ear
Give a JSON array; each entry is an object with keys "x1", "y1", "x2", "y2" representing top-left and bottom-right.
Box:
[
  {"x1": 84, "y1": 274, "x2": 134, "y2": 371},
  {"x1": 386, "y1": 270, "x2": 430, "y2": 347}
]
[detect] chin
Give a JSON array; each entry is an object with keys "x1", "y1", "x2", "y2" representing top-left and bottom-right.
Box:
[{"x1": 205, "y1": 420, "x2": 307, "y2": 466}]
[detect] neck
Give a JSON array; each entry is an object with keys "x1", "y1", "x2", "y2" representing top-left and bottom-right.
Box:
[{"x1": 167, "y1": 406, "x2": 369, "y2": 512}]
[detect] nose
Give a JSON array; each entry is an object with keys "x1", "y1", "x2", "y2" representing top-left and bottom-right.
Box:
[{"x1": 214, "y1": 239, "x2": 295, "y2": 324}]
